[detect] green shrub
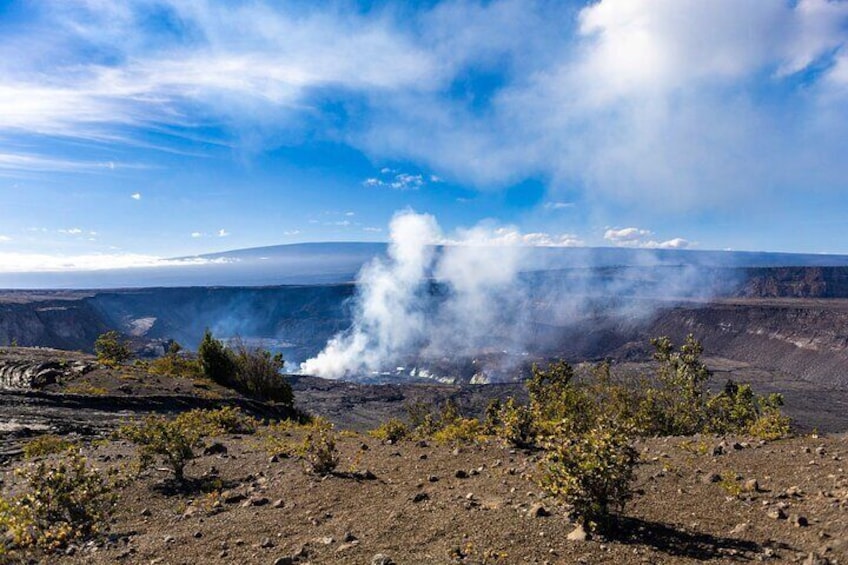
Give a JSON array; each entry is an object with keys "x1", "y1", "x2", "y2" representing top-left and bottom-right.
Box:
[
  {"x1": 148, "y1": 343, "x2": 203, "y2": 380},
  {"x1": 539, "y1": 421, "x2": 637, "y2": 530},
  {"x1": 495, "y1": 397, "x2": 534, "y2": 447},
  {"x1": 369, "y1": 418, "x2": 409, "y2": 443},
  {"x1": 197, "y1": 331, "x2": 293, "y2": 404},
  {"x1": 176, "y1": 406, "x2": 258, "y2": 436},
  {"x1": 299, "y1": 419, "x2": 338, "y2": 475},
  {"x1": 94, "y1": 331, "x2": 132, "y2": 365},
  {"x1": 119, "y1": 415, "x2": 202, "y2": 483},
  {"x1": 22, "y1": 435, "x2": 77, "y2": 459},
  {"x1": 432, "y1": 418, "x2": 486, "y2": 445},
  {"x1": 198, "y1": 330, "x2": 236, "y2": 385},
  {"x1": 528, "y1": 361, "x2": 593, "y2": 437},
  {"x1": 0, "y1": 454, "x2": 115, "y2": 552}
]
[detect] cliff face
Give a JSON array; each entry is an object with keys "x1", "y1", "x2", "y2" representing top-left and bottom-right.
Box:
[
  {"x1": 0, "y1": 300, "x2": 110, "y2": 352},
  {"x1": 738, "y1": 267, "x2": 848, "y2": 298},
  {"x1": 641, "y1": 300, "x2": 848, "y2": 388}
]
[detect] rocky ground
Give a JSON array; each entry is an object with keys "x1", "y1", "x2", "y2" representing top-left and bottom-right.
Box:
[
  {"x1": 1, "y1": 348, "x2": 848, "y2": 564},
  {"x1": 4, "y1": 427, "x2": 848, "y2": 564}
]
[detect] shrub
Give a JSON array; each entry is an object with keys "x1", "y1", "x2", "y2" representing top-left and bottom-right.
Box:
[
  {"x1": 643, "y1": 334, "x2": 711, "y2": 436},
  {"x1": 198, "y1": 330, "x2": 237, "y2": 386},
  {"x1": 229, "y1": 340, "x2": 293, "y2": 405},
  {"x1": 197, "y1": 331, "x2": 293, "y2": 405},
  {"x1": 0, "y1": 454, "x2": 115, "y2": 552},
  {"x1": 22, "y1": 435, "x2": 77, "y2": 459},
  {"x1": 148, "y1": 342, "x2": 203, "y2": 380},
  {"x1": 119, "y1": 415, "x2": 202, "y2": 483},
  {"x1": 176, "y1": 406, "x2": 258, "y2": 436},
  {"x1": 94, "y1": 331, "x2": 132, "y2": 365},
  {"x1": 539, "y1": 421, "x2": 637, "y2": 530},
  {"x1": 495, "y1": 397, "x2": 534, "y2": 447},
  {"x1": 748, "y1": 394, "x2": 791, "y2": 441},
  {"x1": 432, "y1": 418, "x2": 485, "y2": 445},
  {"x1": 369, "y1": 418, "x2": 409, "y2": 443},
  {"x1": 299, "y1": 419, "x2": 338, "y2": 475},
  {"x1": 528, "y1": 360, "x2": 593, "y2": 437}
]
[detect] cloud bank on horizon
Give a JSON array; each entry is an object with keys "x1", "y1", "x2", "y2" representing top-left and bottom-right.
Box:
[{"x1": 1, "y1": 0, "x2": 848, "y2": 264}]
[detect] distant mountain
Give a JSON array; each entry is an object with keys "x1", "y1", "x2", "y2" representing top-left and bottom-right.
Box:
[{"x1": 3, "y1": 242, "x2": 848, "y2": 289}]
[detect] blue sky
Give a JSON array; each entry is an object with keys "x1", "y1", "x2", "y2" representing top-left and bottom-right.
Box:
[{"x1": 2, "y1": 0, "x2": 848, "y2": 271}]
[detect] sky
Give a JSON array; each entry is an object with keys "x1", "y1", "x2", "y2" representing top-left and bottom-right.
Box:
[{"x1": 1, "y1": 0, "x2": 848, "y2": 271}]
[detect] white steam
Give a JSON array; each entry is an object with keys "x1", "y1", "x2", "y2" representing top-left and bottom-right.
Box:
[{"x1": 299, "y1": 211, "x2": 531, "y2": 379}]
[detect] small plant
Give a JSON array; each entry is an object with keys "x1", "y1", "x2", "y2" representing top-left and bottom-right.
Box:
[
  {"x1": 369, "y1": 418, "x2": 409, "y2": 443},
  {"x1": 119, "y1": 415, "x2": 202, "y2": 483},
  {"x1": 495, "y1": 397, "x2": 534, "y2": 447},
  {"x1": 432, "y1": 417, "x2": 486, "y2": 445},
  {"x1": 299, "y1": 419, "x2": 339, "y2": 475},
  {"x1": 197, "y1": 331, "x2": 293, "y2": 404},
  {"x1": 94, "y1": 331, "x2": 132, "y2": 365},
  {"x1": 176, "y1": 406, "x2": 258, "y2": 436},
  {"x1": 0, "y1": 454, "x2": 115, "y2": 553},
  {"x1": 148, "y1": 342, "x2": 203, "y2": 380},
  {"x1": 22, "y1": 435, "x2": 77, "y2": 459},
  {"x1": 539, "y1": 420, "x2": 637, "y2": 530}
]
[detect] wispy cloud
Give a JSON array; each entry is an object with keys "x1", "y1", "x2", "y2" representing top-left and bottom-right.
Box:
[
  {"x1": 217, "y1": 229, "x2": 230, "y2": 237},
  {"x1": 130, "y1": 192, "x2": 141, "y2": 200},
  {"x1": 441, "y1": 226, "x2": 583, "y2": 248},
  {"x1": 363, "y1": 171, "x2": 426, "y2": 190},
  {"x1": 604, "y1": 227, "x2": 691, "y2": 249},
  {"x1": 0, "y1": 235, "x2": 11, "y2": 242},
  {"x1": 0, "y1": 252, "x2": 230, "y2": 273}
]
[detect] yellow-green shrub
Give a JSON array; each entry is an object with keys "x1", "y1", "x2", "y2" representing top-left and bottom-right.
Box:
[
  {"x1": 369, "y1": 418, "x2": 409, "y2": 443},
  {"x1": 432, "y1": 418, "x2": 486, "y2": 445},
  {"x1": 119, "y1": 415, "x2": 201, "y2": 483},
  {"x1": 176, "y1": 406, "x2": 258, "y2": 436},
  {"x1": 299, "y1": 419, "x2": 338, "y2": 475},
  {"x1": 22, "y1": 435, "x2": 77, "y2": 459},
  {"x1": 539, "y1": 421, "x2": 637, "y2": 530},
  {"x1": 0, "y1": 454, "x2": 115, "y2": 553}
]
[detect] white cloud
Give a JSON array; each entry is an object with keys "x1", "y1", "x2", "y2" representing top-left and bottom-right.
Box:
[
  {"x1": 345, "y1": 211, "x2": 355, "y2": 217},
  {"x1": 363, "y1": 170, "x2": 427, "y2": 190},
  {"x1": 283, "y1": 229, "x2": 301, "y2": 236},
  {"x1": 441, "y1": 226, "x2": 583, "y2": 248},
  {"x1": 190, "y1": 232, "x2": 203, "y2": 238},
  {"x1": 0, "y1": 235, "x2": 11, "y2": 242},
  {"x1": 0, "y1": 252, "x2": 229, "y2": 273},
  {"x1": 363, "y1": 227, "x2": 382, "y2": 233},
  {"x1": 543, "y1": 201, "x2": 574, "y2": 210},
  {"x1": 604, "y1": 227, "x2": 652, "y2": 243},
  {"x1": 59, "y1": 228, "x2": 84, "y2": 235},
  {"x1": 604, "y1": 227, "x2": 691, "y2": 249},
  {"x1": 130, "y1": 192, "x2": 141, "y2": 200},
  {"x1": 217, "y1": 229, "x2": 230, "y2": 237}
]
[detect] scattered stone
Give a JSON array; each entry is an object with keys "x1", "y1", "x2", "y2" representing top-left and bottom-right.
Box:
[
  {"x1": 803, "y1": 552, "x2": 830, "y2": 565},
  {"x1": 163, "y1": 535, "x2": 175, "y2": 544},
  {"x1": 268, "y1": 455, "x2": 279, "y2": 463},
  {"x1": 528, "y1": 503, "x2": 550, "y2": 518},
  {"x1": 455, "y1": 470, "x2": 469, "y2": 479},
  {"x1": 140, "y1": 508, "x2": 152, "y2": 517},
  {"x1": 791, "y1": 515, "x2": 809, "y2": 527},
  {"x1": 567, "y1": 524, "x2": 588, "y2": 542},
  {"x1": 336, "y1": 541, "x2": 360, "y2": 553},
  {"x1": 272, "y1": 557, "x2": 294, "y2": 565},
  {"x1": 203, "y1": 442, "x2": 228, "y2": 456},
  {"x1": 250, "y1": 496, "x2": 270, "y2": 507},
  {"x1": 742, "y1": 479, "x2": 759, "y2": 493},
  {"x1": 730, "y1": 523, "x2": 749, "y2": 535},
  {"x1": 319, "y1": 536, "x2": 334, "y2": 545},
  {"x1": 222, "y1": 491, "x2": 247, "y2": 504},
  {"x1": 428, "y1": 475, "x2": 439, "y2": 482},
  {"x1": 412, "y1": 492, "x2": 429, "y2": 503},
  {"x1": 193, "y1": 531, "x2": 203, "y2": 539},
  {"x1": 702, "y1": 473, "x2": 722, "y2": 484},
  {"x1": 272, "y1": 499, "x2": 285, "y2": 508},
  {"x1": 259, "y1": 537, "x2": 274, "y2": 549},
  {"x1": 767, "y1": 508, "x2": 787, "y2": 520},
  {"x1": 371, "y1": 554, "x2": 395, "y2": 565},
  {"x1": 342, "y1": 532, "x2": 357, "y2": 543},
  {"x1": 713, "y1": 443, "x2": 725, "y2": 456}
]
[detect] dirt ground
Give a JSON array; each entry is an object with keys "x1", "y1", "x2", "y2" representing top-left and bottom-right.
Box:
[{"x1": 2, "y1": 427, "x2": 847, "y2": 564}]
